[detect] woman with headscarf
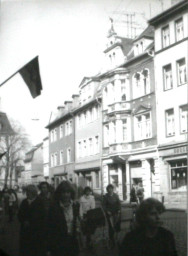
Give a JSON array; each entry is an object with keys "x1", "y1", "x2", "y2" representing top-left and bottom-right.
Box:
[
  {"x1": 119, "y1": 198, "x2": 177, "y2": 256},
  {"x1": 18, "y1": 184, "x2": 45, "y2": 256},
  {"x1": 47, "y1": 180, "x2": 80, "y2": 256}
]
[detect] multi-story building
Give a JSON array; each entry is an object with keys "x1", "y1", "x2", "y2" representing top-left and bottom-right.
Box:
[
  {"x1": 74, "y1": 77, "x2": 102, "y2": 194},
  {"x1": 149, "y1": 0, "x2": 188, "y2": 207},
  {"x1": 43, "y1": 136, "x2": 49, "y2": 181},
  {"x1": 23, "y1": 143, "x2": 43, "y2": 185},
  {"x1": 100, "y1": 23, "x2": 157, "y2": 200},
  {"x1": 46, "y1": 99, "x2": 78, "y2": 187}
]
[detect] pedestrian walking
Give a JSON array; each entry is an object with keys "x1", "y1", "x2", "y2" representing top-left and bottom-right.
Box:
[
  {"x1": 47, "y1": 180, "x2": 80, "y2": 256},
  {"x1": 37, "y1": 182, "x2": 52, "y2": 256},
  {"x1": 136, "y1": 182, "x2": 144, "y2": 204},
  {"x1": 18, "y1": 184, "x2": 45, "y2": 256},
  {"x1": 8, "y1": 189, "x2": 17, "y2": 222},
  {"x1": 130, "y1": 185, "x2": 138, "y2": 205},
  {"x1": 102, "y1": 184, "x2": 121, "y2": 248},
  {"x1": 119, "y1": 198, "x2": 178, "y2": 256},
  {"x1": 79, "y1": 186, "x2": 96, "y2": 249}
]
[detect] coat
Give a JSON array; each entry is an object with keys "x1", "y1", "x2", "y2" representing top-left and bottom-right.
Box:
[
  {"x1": 47, "y1": 200, "x2": 80, "y2": 256},
  {"x1": 18, "y1": 197, "x2": 46, "y2": 256}
]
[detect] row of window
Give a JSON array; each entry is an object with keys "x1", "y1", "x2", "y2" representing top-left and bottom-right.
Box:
[
  {"x1": 77, "y1": 106, "x2": 100, "y2": 128},
  {"x1": 162, "y1": 17, "x2": 184, "y2": 48},
  {"x1": 163, "y1": 58, "x2": 187, "y2": 90},
  {"x1": 51, "y1": 148, "x2": 71, "y2": 167},
  {"x1": 50, "y1": 120, "x2": 73, "y2": 142},
  {"x1": 77, "y1": 136, "x2": 99, "y2": 158},
  {"x1": 165, "y1": 106, "x2": 187, "y2": 136}
]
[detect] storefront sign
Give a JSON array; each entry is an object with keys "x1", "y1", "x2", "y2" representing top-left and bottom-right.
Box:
[{"x1": 174, "y1": 146, "x2": 188, "y2": 154}]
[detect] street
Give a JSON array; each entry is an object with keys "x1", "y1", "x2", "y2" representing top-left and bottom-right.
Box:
[{"x1": 0, "y1": 201, "x2": 186, "y2": 256}]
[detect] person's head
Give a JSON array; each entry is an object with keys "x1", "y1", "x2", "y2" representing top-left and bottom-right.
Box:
[
  {"x1": 54, "y1": 180, "x2": 75, "y2": 203},
  {"x1": 136, "y1": 198, "x2": 165, "y2": 229},
  {"x1": 106, "y1": 184, "x2": 114, "y2": 195},
  {"x1": 83, "y1": 186, "x2": 92, "y2": 196},
  {"x1": 38, "y1": 182, "x2": 50, "y2": 196},
  {"x1": 26, "y1": 185, "x2": 38, "y2": 200}
]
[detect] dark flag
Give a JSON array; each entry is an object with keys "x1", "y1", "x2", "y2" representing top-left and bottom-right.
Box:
[
  {"x1": 0, "y1": 152, "x2": 6, "y2": 159},
  {"x1": 19, "y1": 56, "x2": 43, "y2": 98}
]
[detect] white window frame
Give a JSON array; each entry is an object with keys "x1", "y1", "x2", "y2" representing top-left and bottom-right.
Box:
[
  {"x1": 175, "y1": 17, "x2": 184, "y2": 42},
  {"x1": 60, "y1": 125, "x2": 63, "y2": 138},
  {"x1": 142, "y1": 69, "x2": 150, "y2": 95},
  {"x1": 165, "y1": 109, "x2": 175, "y2": 137},
  {"x1": 67, "y1": 148, "x2": 71, "y2": 163},
  {"x1": 179, "y1": 105, "x2": 188, "y2": 134},
  {"x1": 135, "y1": 112, "x2": 151, "y2": 140},
  {"x1": 162, "y1": 25, "x2": 170, "y2": 48},
  {"x1": 177, "y1": 58, "x2": 187, "y2": 86},
  {"x1": 60, "y1": 150, "x2": 63, "y2": 165},
  {"x1": 163, "y1": 64, "x2": 173, "y2": 91}
]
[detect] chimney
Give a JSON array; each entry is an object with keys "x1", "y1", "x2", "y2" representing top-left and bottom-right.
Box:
[
  {"x1": 64, "y1": 101, "x2": 73, "y2": 110},
  {"x1": 72, "y1": 94, "x2": 79, "y2": 108}
]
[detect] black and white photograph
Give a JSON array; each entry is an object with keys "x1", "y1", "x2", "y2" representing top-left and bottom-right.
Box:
[{"x1": 0, "y1": 0, "x2": 187, "y2": 255}]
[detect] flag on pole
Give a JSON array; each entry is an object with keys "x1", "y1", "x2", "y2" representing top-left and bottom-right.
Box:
[{"x1": 19, "y1": 56, "x2": 43, "y2": 98}]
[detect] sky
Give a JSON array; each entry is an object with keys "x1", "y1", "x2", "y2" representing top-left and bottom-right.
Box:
[{"x1": 0, "y1": 0, "x2": 172, "y2": 145}]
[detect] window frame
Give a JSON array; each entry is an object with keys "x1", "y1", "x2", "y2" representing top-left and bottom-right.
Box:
[
  {"x1": 175, "y1": 17, "x2": 184, "y2": 42},
  {"x1": 165, "y1": 108, "x2": 175, "y2": 137},
  {"x1": 176, "y1": 58, "x2": 187, "y2": 86},
  {"x1": 163, "y1": 64, "x2": 173, "y2": 91},
  {"x1": 179, "y1": 105, "x2": 188, "y2": 134},
  {"x1": 162, "y1": 25, "x2": 170, "y2": 48}
]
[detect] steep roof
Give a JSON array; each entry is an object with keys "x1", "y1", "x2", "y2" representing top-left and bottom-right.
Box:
[
  {"x1": 119, "y1": 37, "x2": 134, "y2": 56},
  {"x1": 133, "y1": 25, "x2": 154, "y2": 42},
  {"x1": 24, "y1": 143, "x2": 42, "y2": 163},
  {"x1": 0, "y1": 112, "x2": 15, "y2": 136}
]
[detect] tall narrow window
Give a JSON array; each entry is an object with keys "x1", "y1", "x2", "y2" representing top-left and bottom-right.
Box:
[
  {"x1": 51, "y1": 154, "x2": 54, "y2": 167},
  {"x1": 95, "y1": 136, "x2": 99, "y2": 154},
  {"x1": 67, "y1": 148, "x2": 71, "y2": 163},
  {"x1": 69, "y1": 120, "x2": 72, "y2": 134},
  {"x1": 78, "y1": 141, "x2": 82, "y2": 158},
  {"x1": 180, "y1": 105, "x2": 188, "y2": 133},
  {"x1": 83, "y1": 140, "x2": 87, "y2": 156},
  {"x1": 112, "y1": 121, "x2": 116, "y2": 143},
  {"x1": 163, "y1": 64, "x2": 173, "y2": 90},
  {"x1": 122, "y1": 119, "x2": 127, "y2": 142},
  {"x1": 135, "y1": 113, "x2": 151, "y2": 140},
  {"x1": 162, "y1": 25, "x2": 170, "y2": 48},
  {"x1": 175, "y1": 18, "x2": 183, "y2": 41},
  {"x1": 104, "y1": 125, "x2": 109, "y2": 147},
  {"x1": 177, "y1": 58, "x2": 187, "y2": 85},
  {"x1": 121, "y1": 79, "x2": 126, "y2": 101},
  {"x1": 60, "y1": 125, "x2": 63, "y2": 138},
  {"x1": 134, "y1": 73, "x2": 141, "y2": 98},
  {"x1": 54, "y1": 152, "x2": 58, "y2": 166},
  {"x1": 95, "y1": 172, "x2": 100, "y2": 188},
  {"x1": 166, "y1": 109, "x2": 175, "y2": 136},
  {"x1": 142, "y1": 69, "x2": 150, "y2": 95},
  {"x1": 60, "y1": 150, "x2": 63, "y2": 165}
]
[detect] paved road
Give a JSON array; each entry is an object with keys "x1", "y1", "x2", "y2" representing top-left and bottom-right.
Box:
[{"x1": 0, "y1": 201, "x2": 186, "y2": 256}]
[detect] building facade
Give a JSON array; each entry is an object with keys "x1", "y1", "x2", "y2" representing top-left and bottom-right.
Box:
[
  {"x1": 74, "y1": 77, "x2": 102, "y2": 194},
  {"x1": 149, "y1": 0, "x2": 188, "y2": 207},
  {"x1": 43, "y1": 136, "x2": 49, "y2": 181},
  {"x1": 23, "y1": 143, "x2": 43, "y2": 185}
]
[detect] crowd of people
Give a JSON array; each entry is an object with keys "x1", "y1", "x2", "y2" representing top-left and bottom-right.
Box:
[{"x1": 0, "y1": 181, "x2": 178, "y2": 256}]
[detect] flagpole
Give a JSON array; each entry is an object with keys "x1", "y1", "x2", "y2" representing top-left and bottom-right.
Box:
[{"x1": 0, "y1": 56, "x2": 39, "y2": 88}]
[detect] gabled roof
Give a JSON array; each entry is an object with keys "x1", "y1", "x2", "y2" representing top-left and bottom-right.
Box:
[
  {"x1": 0, "y1": 112, "x2": 15, "y2": 136},
  {"x1": 79, "y1": 76, "x2": 100, "y2": 88},
  {"x1": 148, "y1": 0, "x2": 188, "y2": 26},
  {"x1": 24, "y1": 143, "x2": 43, "y2": 163},
  {"x1": 104, "y1": 36, "x2": 133, "y2": 57},
  {"x1": 133, "y1": 25, "x2": 154, "y2": 42}
]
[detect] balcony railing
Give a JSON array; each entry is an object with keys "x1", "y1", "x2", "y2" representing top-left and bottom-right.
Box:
[{"x1": 108, "y1": 101, "x2": 131, "y2": 113}]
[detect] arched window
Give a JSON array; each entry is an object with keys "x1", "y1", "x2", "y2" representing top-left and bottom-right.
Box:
[{"x1": 142, "y1": 69, "x2": 150, "y2": 95}]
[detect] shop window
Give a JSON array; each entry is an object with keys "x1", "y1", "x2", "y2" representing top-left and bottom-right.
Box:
[
  {"x1": 163, "y1": 64, "x2": 173, "y2": 90},
  {"x1": 170, "y1": 160, "x2": 187, "y2": 190},
  {"x1": 165, "y1": 109, "x2": 175, "y2": 136}
]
